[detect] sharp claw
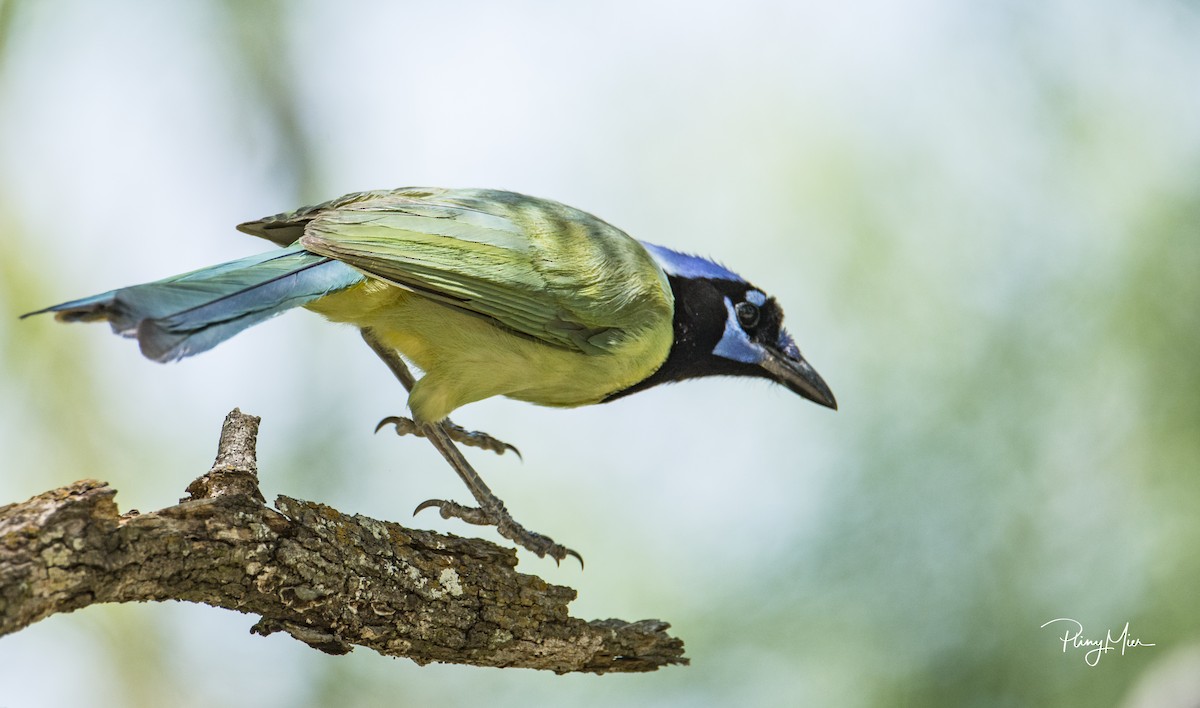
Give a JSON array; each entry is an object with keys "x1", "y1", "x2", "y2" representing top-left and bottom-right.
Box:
[
  {"x1": 413, "y1": 498, "x2": 446, "y2": 516},
  {"x1": 375, "y1": 416, "x2": 405, "y2": 434},
  {"x1": 376, "y1": 415, "x2": 519, "y2": 459},
  {"x1": 414, "y1": 498, "x2": 583, "y2": 567},
  {"x1": 546, "y1": 546, "x2": 584, "y2": 569},
  {"x1": 448, "y1": 424, "x2": 521, "y2": 458}
]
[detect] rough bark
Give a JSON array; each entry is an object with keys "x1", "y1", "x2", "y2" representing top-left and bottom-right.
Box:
[{"x1": 0, "y1": 409, "x2": 686, "y2": 673}]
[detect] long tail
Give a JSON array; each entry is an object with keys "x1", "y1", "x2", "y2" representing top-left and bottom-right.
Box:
[{"x1": 22, "y1": 244, "x2": 364, "y2": 362}]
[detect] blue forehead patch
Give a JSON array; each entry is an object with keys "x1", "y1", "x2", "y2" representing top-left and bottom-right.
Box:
[{"x1": 640, "y1": 241, "x2": 743, "y2": 282}]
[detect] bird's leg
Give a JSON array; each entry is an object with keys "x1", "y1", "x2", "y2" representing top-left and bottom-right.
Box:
[
  {"x1": 412, "y1": 421, "x2": 582, "y2": 566},
  {"x1": 375, "y1": 416, "x2": 521, "y2": 459},
  {"x1": 356, "y1": 330, "x2": 519, "y2": 457},
  {"x1": 360, "y1": 328, "x2": 580, "y2": 566}
]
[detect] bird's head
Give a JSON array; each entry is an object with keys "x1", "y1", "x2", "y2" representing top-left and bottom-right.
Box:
[{"x1": 610, "y1": 242, "x2": 836, "y2": 410}]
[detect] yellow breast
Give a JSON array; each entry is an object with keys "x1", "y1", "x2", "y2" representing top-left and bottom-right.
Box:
[{"x1": 306, "y1": 280, "x2": 672, "y2": 423}]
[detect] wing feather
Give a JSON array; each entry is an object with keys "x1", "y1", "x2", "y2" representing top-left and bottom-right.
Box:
[{"x1": 295, "y1": 188, "x2": 671, "y2": 355}]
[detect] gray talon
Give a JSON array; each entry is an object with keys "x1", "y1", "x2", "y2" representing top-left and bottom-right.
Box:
[
  {"x1": 415, "y1": 498, "x2": 583, "y2": 566},
  {"x1": 377, "y1": 415, "x2": 521, "y2": 459},
  {"x1": 377, "y1": 415, "x2": 418, "y2": 435},
  {"x1": 445, "y1": 422, "x2": 523, "y2": 460},
  {"x1": 413, "y1": 498, "x2": 447, "y2": 516},
  {"x1": 413, "y1": 499, "x2": 492, "y2": 526}
]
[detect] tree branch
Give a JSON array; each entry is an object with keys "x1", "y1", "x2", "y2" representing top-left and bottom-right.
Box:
[{"x1": 0, "y1": 409, "x2": 686, "y2": 673}]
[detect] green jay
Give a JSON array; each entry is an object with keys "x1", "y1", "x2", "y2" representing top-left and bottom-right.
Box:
[{"x1": 26, "y1": 187, "x2": 836, "y2": 563}]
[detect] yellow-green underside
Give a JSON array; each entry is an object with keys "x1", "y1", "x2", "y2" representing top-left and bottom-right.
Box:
[{"x1": 306, "y1": 279, "x2": 674, "y2": 423}]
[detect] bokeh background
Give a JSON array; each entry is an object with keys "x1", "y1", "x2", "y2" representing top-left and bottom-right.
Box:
[{"x1": 2, "y1": 1, "x2": 1199, "y2": 706}]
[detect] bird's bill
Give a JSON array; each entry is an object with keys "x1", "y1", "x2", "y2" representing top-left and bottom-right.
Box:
[{"x1": 760, "y1": 347, "x2": 837, "y2": 410}]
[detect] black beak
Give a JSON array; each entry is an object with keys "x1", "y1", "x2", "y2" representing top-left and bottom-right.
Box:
[{"x1": 760, "y1": 347, "x2": 837, "y2": 410}]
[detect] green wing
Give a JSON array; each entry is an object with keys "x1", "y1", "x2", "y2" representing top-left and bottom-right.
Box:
[
  {"x1": 256, "y1": 188, "x2": 673, "y2": 355},
  {"x1": 238, "y1": 189, "x2": 394, "y2": 247}
]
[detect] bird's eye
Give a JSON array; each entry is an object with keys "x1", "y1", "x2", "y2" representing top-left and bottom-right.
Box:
[{"x1": 735, "y1": 300, "x2": 760, "y2": 329}]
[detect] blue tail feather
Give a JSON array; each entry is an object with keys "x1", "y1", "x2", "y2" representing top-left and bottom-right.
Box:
[{"x1": 25, "y1": 245, "x2": 364, "y2": 362}]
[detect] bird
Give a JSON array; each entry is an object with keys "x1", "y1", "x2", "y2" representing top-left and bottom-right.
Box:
[{"x1": 24, "y1": 187, "x2": 836, "y2": 564}]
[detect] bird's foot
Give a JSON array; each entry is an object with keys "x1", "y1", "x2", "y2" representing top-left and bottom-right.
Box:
[
  {"x1": 414, "y1": 498, "x2": 582, "y2": 567},
  {"x1": 376, "y1": 416, "x2": 521, "y2": 459}
]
